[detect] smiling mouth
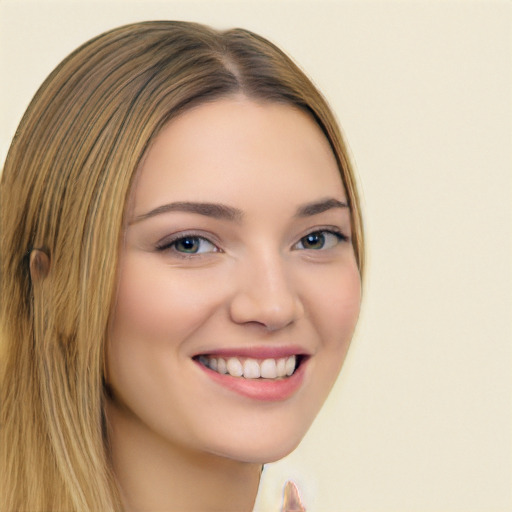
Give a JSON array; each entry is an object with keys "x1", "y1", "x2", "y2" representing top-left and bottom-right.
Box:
[{"x1": 195, "y1": 354, "x2": 305, "y2": 380}]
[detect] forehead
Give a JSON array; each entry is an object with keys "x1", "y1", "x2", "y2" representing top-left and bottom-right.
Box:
[{"x1": 131, "y1": 97, "x2": 345, "y2": 215}]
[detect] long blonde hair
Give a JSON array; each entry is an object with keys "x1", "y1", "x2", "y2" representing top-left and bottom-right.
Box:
[{"x1": 0, "y1": 21, "x2": 364, "y2": 511}]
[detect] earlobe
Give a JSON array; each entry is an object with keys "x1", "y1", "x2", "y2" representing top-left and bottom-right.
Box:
[{"x1": 29, "y1": 249, "x2": 51, "y2": 280}]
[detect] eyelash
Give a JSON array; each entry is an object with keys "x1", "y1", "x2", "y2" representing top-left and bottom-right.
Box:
[
  {"x1": 293, "y1": 228, "x2": 349, "y2": 250},
  {"x1": 155, "y1": 228, "x2": 349, "y2": 257},
  {"x1": 155, "y1": 232, "x2": 219, "y2": 257}
]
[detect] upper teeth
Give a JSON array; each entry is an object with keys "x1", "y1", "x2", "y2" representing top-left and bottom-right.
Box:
[{"x1": 198, "y1": 355, "x2": 297, "y2": 379}]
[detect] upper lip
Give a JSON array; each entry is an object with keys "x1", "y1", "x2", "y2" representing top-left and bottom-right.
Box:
[{"x1": 192, "y1": 345, "x2": 312, "y2": 359}]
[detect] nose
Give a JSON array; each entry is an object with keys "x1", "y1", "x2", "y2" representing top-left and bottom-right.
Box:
[{"x1": 229, "y1": 251, "x2": 304, "y2": 331}]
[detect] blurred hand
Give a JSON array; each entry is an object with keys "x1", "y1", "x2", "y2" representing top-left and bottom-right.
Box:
[{"x1": 281, "y1": 481, "x2": 306, "y2": 512}]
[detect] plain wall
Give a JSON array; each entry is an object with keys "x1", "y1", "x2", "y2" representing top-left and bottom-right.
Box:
[{"x1": 1, "y1": 1, "x2": 510, "y2": 510}]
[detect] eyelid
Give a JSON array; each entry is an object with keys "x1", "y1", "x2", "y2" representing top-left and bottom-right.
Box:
[
  {"x1": 302, "y1": 226, "x2": 349, "y2": 240},
  {"x1": 292, "y1": 227, "x2": 349, "y2": 250},
  {"x1": 153, "y1": 226, "x2": 349, "y2": 255},
  {"x1": 155, "y1": 231, "x2": 221, "y2": 254}
]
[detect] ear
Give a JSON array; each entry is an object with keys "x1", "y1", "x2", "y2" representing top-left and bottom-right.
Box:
[{"x1": 29, "y1": 249, "x2": 51, "y2": 280}]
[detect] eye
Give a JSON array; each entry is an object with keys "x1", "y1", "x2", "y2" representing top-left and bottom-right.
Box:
[
  {"x1": 157, "y1": 235, "x2": 219, "y2": 255},
  {"x1": 294, "y1": 230, "x2": 347, "y2": 250}
]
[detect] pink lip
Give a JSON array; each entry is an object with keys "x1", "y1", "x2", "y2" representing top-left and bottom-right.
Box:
[
  {"x1": 194, "y1": 345, "x2": 310, "y2": 359},
  {"x1": 194, "y1": 356, "x2": 308, "y2": 402}
]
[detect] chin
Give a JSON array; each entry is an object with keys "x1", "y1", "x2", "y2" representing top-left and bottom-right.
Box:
[
  {"x1": 249, "y1": 437, "x2": 303, "y2": 464},
  {"x1": 214, "y1": 440, "x2": 303, "y2": 465},
  {"x1": 203, "y1": 414, "x2": 313, "y2": 465}
]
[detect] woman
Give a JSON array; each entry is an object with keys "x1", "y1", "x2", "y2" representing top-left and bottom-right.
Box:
[{"x1": 0, "y1": 21, "x2": 363, "y2": 511}]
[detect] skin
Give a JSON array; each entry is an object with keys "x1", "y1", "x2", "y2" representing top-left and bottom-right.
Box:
[{"x1": 106, "y1": 95, "x2": 361, "y2": 511}]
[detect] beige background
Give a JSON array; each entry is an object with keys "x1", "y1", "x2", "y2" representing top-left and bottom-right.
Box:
[{"x1": 1, "y1": 1, "x2": 510, "y2": 510}]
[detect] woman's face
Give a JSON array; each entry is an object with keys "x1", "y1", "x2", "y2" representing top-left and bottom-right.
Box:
[{"x1": 107, "y1": 96, "x2": 361, "y2": 463}]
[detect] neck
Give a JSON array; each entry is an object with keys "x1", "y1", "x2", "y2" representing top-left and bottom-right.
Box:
[{"x1": 106, "y1": 399, "x2": 262, "y2": 512}]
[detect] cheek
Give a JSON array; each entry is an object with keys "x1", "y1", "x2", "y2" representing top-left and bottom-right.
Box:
[
  {"x1": 305, "y1": 260, "x2": 362, "y2": 350},
  {"x1": 105, "y1": 255, "x2": 228, "y2": 439},
  {"x1": 109, "y1": 255, "x2": 222, "y2": 348},
  {"x1": 296, "y1": 260, "x2": 361, "y2": 410},
  {"x1": 105, "y1": 255, "x2": 225, "y2": 411}
]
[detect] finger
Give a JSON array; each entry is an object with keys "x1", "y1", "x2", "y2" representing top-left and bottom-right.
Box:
[{"x1": 281, "y1": 480, "x2": 306, "y2": 512}]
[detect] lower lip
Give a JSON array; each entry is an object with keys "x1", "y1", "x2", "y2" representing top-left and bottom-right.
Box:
[{"x1": 194, "y1": 359, "x2": 307, "y2": 401}]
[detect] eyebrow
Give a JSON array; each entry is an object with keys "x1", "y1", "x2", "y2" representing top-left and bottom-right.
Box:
[
  {"x1": 131, "y1": 197, "x2": 348, "y2": 224},
  {"x1": 131, "y1": 201, "x2": 243, "y2": 224},
  {"x1": 294, "y1": 198, "x2": 349, "y2": 217}
]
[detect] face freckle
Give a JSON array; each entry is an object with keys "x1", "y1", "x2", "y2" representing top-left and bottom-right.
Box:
[{"x1": 106, "y1": 95, "x2": 361, "y2": 464}]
